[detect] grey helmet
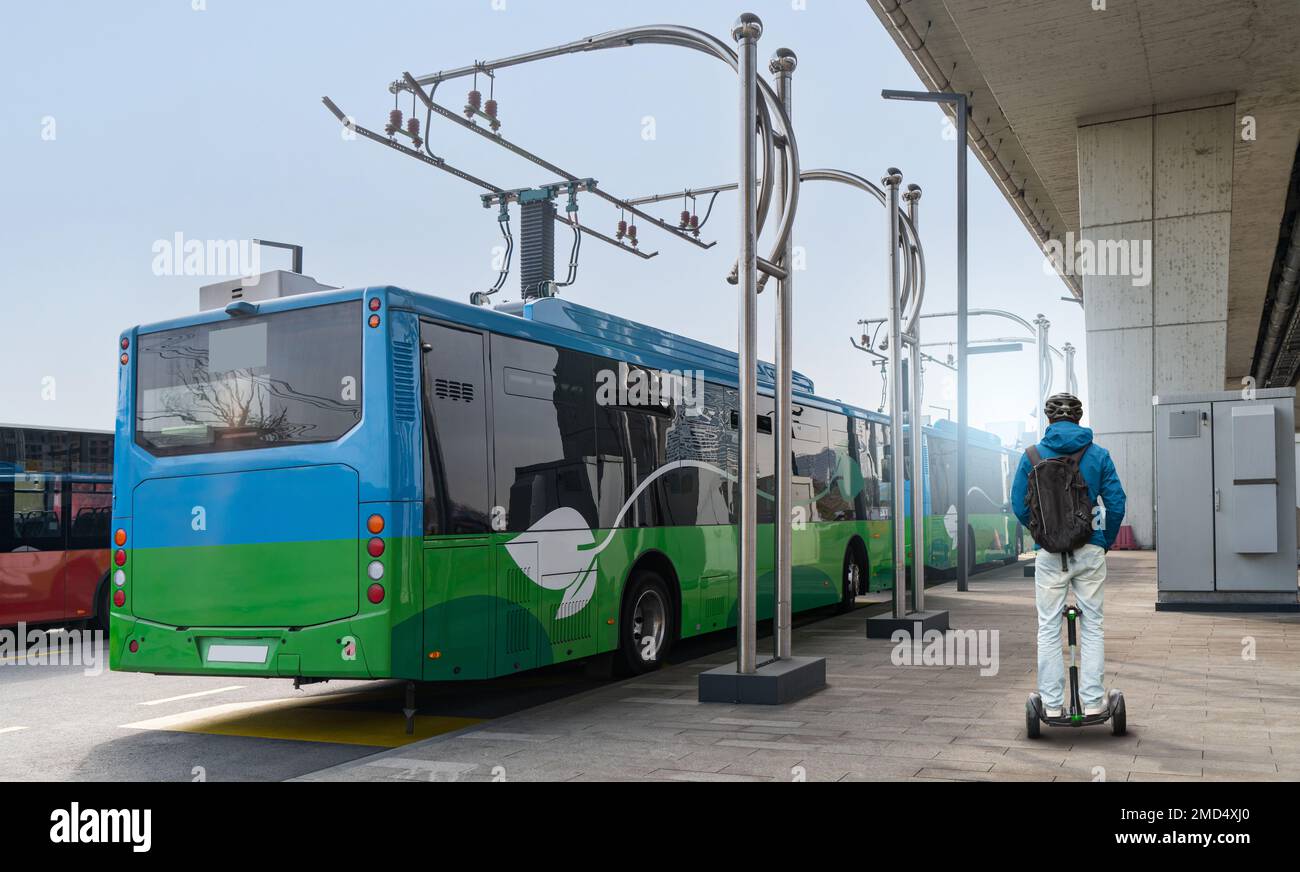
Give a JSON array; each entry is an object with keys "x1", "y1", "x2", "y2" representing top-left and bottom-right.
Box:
[{"x1": 1044, "y1": 393, "x2": 1083, "y2": 423}]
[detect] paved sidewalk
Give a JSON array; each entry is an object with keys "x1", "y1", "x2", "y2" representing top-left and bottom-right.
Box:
[{"x1": 299, "y1": 552, "x2": 1300, "y2": 782}]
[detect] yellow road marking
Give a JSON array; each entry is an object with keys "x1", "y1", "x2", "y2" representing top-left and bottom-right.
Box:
[
  {"x1": 139, "y1": 685, "x2": 245, "y2": 706},
  {"x1": 120, "y1": 696, "x2": 480, "y2": 748}
]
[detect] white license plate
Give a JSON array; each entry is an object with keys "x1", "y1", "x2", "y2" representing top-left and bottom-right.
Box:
[{"x1": 206, "y1": 644, "x2": 269, "y2": 664}]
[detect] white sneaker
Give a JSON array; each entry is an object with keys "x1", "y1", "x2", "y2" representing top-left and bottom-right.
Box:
[
  {"x1": 1083, "y1": 701, "x2": 1106, "y2": 717},
  {"x1": 1044, "y1": 706, "x2": 1063, "y2": 719}
]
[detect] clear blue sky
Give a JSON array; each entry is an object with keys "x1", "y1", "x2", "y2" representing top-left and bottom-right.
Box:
[{"x1": 0, "y1": 0, "x2": 1087, "y2": 439}]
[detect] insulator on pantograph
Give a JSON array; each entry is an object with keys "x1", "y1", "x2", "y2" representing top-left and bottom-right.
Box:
[
  {"x1": 688, "y1": 214, "x2": 700, "y2": 236},
  {"x1": 466, "y1": 89, "x2": 482, "y2": 118},
  {"x1": 484, "y1": 99, "x2": 498, "y2": 118},
  {"x1": 386, "y1": 108, "x2": 403, "y2": 135},
  {"x1": 616, "y1": 219, "x2": 627, "y2": 240},
  {"x1": 679, "y1": 210, "x2": 690, "y2": 229},
  {"x1": 406, "y1": 116, "x2": 422, "y2": 148},
  {"x1": 627, "y1": 224, "x2": 638, "y2": 247}
]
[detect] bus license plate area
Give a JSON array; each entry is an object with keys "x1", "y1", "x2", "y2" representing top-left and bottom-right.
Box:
[{"x1": 204, "y1": 642, "x2": 270, "y2": 665}]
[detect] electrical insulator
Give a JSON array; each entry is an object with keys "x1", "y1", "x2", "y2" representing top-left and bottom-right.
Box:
[
  {"x1": 466, "y1": 90, "x2": 482, "y2": 118},
  {"x1": 688, "y1": 214, "x2": 700, "y2": 236},
  {"x1": 406, "y1": 116, "x2": 422, "y2": 148},
  {"x1": 627, "y1": 224, "x2": 638, "y2": 246},
  {"x1": 484, "y1": 99, "x2": 498, "y2": 118},
  {"x1": 616, "y1": 219, "x2": 627, "y2": 240},
  {"x1": 679, "y1": 210, "x2": 690, "y2": 229},
  {"x1": 386, "y1": 108, "x2": 403, "y2": 135}
]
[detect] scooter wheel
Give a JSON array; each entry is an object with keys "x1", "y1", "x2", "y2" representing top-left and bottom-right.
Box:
[
  {"x1": 1109, "y1": 690, "x2": 1126, "y2": 737},
  {"x1": 1026, "y1": 695, "x2": 1041, "y2": 739}
]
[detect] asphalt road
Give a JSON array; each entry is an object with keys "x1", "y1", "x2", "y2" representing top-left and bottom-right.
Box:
[{"x1": 0, "y1": 599, "x2": 880, "y2": 781}]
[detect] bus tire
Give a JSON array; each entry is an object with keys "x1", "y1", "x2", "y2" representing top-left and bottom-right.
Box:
[
  {"x1": 618, "y1": 571, "x2": 674, "y2": 676},
  {"x1": 839, "y1": 543, "x2": 867, "y2": 613}
]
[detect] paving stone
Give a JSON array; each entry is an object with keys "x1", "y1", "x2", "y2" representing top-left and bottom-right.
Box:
[{"x1": 298, "y1": 552, "x2": 1300, "y2": 782}]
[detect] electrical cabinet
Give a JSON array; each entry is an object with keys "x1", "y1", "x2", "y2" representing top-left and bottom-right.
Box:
[{"x1": 1153, "y1": 389, "x2": 1298, "y2": 608}]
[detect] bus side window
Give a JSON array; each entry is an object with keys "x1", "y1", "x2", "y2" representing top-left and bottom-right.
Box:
[
  {"x1": 491, "y1": 337, "x2": 599, "y2": 532},
  {"x1": 2, "y1": 474, "x2": 63, "y2": 553},
  {"x1": 658, "y1": 383, "x2": 733, "y2": 526},
  {"x1": 594, "y1": 364, "x2": 669, "y2": 529},
  {"x1": 69, "y1": 479, "x2": 113, "y2": 550}
]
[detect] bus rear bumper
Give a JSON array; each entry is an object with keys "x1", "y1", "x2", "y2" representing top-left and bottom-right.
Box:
[{"x1": 109, "y1": 610, "x2": 396, "y2": 680}]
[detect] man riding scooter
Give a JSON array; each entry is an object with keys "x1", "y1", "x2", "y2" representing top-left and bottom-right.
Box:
[{"x1": 1011, "y1": 393, "x2": 1127, "y2": 721}]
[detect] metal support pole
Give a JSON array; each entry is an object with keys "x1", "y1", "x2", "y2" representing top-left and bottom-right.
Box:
[
  {"x1": 734, "y1": 13, "x2": 762, "y2": 675},
  {"x1": 904, "y1": 184, "x2": 926, "y2": 614},
  {"x1": 883, "y1": 168, "x2": 907, "y2": 620},
  {"x1": 770, "y1": 47, "x2": 796, "y2": 660},
  {"x1": 1034, "y1": 314, "x2": 1050, "y2": 440},
  {"x1": 955, "y1": 94, "x2": 970, "y2": 593},
  {"x1": 1063, "y1": 341, "x2": 1077, "y2": 395}
]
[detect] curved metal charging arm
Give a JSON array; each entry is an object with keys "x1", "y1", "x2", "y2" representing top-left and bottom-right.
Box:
[
  {"x1": 321, "y1": 95, "x2": 657, "y2": 262},
  {"x1": 402, "y1": 24, "x2": 799, "y2": 284},
  {"x1": 398, "y1": 72, "x2": 714, "y2": 253}
]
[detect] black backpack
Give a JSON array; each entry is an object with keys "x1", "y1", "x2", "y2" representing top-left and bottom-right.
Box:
[{"x1": 1024, "y1": 445, "x2": 1094, "y2": 565}]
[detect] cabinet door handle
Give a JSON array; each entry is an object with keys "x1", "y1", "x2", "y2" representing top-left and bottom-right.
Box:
[{"x1": 1214, "y1": 488, "x2": 1221, "y2": 511}]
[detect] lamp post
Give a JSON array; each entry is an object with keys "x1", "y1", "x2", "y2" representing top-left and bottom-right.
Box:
[{"x1": 881, "y1": 88, "x2": 969, "y2": 590}]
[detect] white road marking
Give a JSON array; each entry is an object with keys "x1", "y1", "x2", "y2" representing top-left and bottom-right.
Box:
[
  {"x1": 0, "y1": 726, "x2": 29, "y2": 735},
  {"x1": 121, "y1": 699, "x2": 288, "y2": 731},
  {"x1": 138, "y1": 685, "x2": 246, "y2": 706}
]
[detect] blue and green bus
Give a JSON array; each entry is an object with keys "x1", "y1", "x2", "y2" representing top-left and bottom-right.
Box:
[{"x1": 109, "y1": 287, "x2": 1018, "y2": 681}]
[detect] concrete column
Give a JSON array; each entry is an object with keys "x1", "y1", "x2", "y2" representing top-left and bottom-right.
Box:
[{"x1": 1076, "y1": 97, "x2": 1234, "y2": 548}]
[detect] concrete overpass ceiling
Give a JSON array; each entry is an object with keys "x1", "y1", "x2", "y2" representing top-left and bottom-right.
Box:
[{"x1": 868, "y1": 0, "x2": 1300, "y2": 386}]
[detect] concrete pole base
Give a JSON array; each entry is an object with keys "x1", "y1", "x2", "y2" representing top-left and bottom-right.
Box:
[
  {"x1": 865, "y1": 609, "x2": 951, "y2": 638},
  {"x1": 697, "y1": 656, "x2": 826, "y2": 704}
]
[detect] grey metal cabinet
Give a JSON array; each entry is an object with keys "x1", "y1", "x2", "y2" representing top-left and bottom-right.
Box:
[{"x1": 1154, "y1": 389, "x2": 1298, "y2": 608}]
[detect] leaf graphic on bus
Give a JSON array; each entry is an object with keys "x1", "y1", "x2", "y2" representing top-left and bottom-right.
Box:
[
  {"x1": 504, "y1": 507, "x2": 596, "y2": 585},
  {"x1": 504, "y1": 460, "x2": 732, "y2": 621}
]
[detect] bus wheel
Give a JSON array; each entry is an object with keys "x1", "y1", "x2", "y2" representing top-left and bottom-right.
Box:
[
  {"x1": 839, "y1": 547, "x2": 866, "y2": 613},
  {"x1": 619, "y1": 572, "x2": 673, "y2": 675}
]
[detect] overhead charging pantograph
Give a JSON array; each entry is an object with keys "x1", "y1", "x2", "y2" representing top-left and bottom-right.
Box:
[{"x1": 322, "y1": 17, "x2": 824, "y2": 703}]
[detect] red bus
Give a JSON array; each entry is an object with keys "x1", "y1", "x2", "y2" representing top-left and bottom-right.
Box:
[{"x1": 0, "y1": 425, "x2": 113, "y2": 629}]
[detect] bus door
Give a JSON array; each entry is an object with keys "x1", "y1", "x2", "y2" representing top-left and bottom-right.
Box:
[
  {"x1": 64, "y1": 476, "x2": 112, "y2": 622},
  {"x1": 419, "y1": 322, "x2": 495, "y2": 681},
  {"x1": 0, "y1": 472, "x2": 66, "y2": 625}
]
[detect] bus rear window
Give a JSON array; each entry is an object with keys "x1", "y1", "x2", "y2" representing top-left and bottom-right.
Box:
[{"x1": 135, "y1": 301, "x2": 362, "y2": 457}]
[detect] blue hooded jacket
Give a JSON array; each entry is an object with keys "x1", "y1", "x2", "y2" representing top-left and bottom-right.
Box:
[{"x1": 1011, "y1": 421, "x2": 1126, "y2": 550}]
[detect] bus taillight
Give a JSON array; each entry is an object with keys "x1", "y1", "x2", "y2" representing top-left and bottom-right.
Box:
[
  {"x1": 114, "y1": 528, "x2": 127, "y2": 546},
  {"x1": 113, "y1": 590, "x2": 126, "y2": 607},
  {"x1": 367, "y1": 514, "x2": 384, "y2": 534},
  {"x1": 114, "y1": 549, "x2": 127, "y2": 566},
  {"x1": 367, "y1": 537, "x2": 384, "y2": 557},
  {"x1": 367, "y1": 583, "x2": 385, "y2": 604}
]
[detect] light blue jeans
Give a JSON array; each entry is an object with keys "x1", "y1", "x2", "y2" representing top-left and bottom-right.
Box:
[{"x1": 1035, "y1": 544, "x2": 1106, "y2": 709}]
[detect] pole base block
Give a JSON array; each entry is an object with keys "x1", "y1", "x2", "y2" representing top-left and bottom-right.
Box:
[
  {"x1": 865, "y1": 609, "x2": 950, "y2": 639},
  {"x1": 697, "y1": 656, "x2": 826, "y2": 705}
]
